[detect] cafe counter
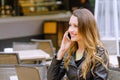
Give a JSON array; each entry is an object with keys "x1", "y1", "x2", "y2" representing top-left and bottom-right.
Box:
[{"x1": 0, "y1": 11, "x2": 71, "y2": 39}]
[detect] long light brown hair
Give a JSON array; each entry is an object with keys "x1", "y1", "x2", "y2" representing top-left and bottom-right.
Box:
[{"x1": 64, "y1": 8, "x2": 109, "y2": 79}]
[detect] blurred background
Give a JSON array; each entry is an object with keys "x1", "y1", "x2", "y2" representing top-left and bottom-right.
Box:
[
  {"x1": 0, "y1": 0, "x2": 95, "y2": 51},
  {"x1": 0, "y1": 0, "x2": 120, "y2": 80}
]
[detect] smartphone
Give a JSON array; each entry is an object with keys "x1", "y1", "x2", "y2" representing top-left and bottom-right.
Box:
[{"x1": 67, "y1": 33, "x2": 71, "y2": 40}]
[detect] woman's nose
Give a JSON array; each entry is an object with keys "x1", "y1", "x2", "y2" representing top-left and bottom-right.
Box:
[{"x1": 68, "y1": 26, "x2": 74, "y2": 32}]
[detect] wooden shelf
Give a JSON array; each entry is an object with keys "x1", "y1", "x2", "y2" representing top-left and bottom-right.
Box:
[
  {"x1": 20, "y1": 2, "x2": 58, "y2": 7},
  {"x1": 18, "y1": 0, "x2": 63, "y2": 15}
]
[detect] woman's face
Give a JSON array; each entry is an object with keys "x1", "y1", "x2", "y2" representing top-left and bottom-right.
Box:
[{"x1": 68, "y1": 15, "x2": 83, "y2": 42}]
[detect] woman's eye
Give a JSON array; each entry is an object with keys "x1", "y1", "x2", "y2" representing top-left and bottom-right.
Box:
[
  {"x1": 73, "y1": 25, "x2": 77, "y2": 28},
  {"x1": 69, "y1": 24, "x2": 78, "y2": 28},
  {"x1": 74, "y1": 24, "x2": 78, "y2": 27}
]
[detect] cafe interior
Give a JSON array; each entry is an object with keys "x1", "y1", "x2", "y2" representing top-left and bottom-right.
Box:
[{"x1": 0, "y1": 0, "x2": 120, "y2": 80}]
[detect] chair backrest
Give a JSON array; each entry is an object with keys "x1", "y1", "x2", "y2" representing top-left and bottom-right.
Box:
[
  {"x1": 31, "y1": 39, "x2": 55, "y2": 57},
  {"x1": 0, "y1": 67, "x2": 16, "y2": 80},
  {"x1": 13, "y1": 42, "x2": 38, "y2": 51},
  {"x1": 16, "y1": 65, "x2": 41, "y2": 80},
  {"x1": 0, "y1": 53, "x2": 20, "y2": 66},
  {"x1": 102, "y1": 40, "x2": 117, "y2": 55},
  {"x1": 108, "y1": 69, "x2": 120, "y2": 80}
]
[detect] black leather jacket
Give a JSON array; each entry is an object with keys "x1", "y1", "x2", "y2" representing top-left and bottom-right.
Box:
[{"x1": 47, "y1": 47, "x2": 109, "y2": 80}]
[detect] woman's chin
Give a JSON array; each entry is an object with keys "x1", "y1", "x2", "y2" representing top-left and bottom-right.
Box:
[{"x1": 71, "y1": 38, "x2": 76, "y2": 41}]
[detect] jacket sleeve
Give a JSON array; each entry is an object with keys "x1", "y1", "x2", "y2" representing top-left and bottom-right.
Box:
[
  {"x1": 93, "y1": 48, "x2": 109, "y2": 80},
  {"x1": 47, "y1": 56, "x2": 66, "y2": 80}
]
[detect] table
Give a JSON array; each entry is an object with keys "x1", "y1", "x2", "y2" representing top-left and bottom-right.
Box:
[
  {"x1": 14, "y1": 49, "x2": 50, "y2": 61},
  {"x1": 0, "y1": 49, "x2": 49, "y2": 80},
  {"x1": 109, "y1": 55, "x2": 119, "y2": 68},
  {"x1": 14, "y1": 49, "x2": 49, "y2": 80}
]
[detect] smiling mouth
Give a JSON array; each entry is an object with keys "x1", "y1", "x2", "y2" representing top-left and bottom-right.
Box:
[{"x1": 71, "y1": 34, "x2": 77, "y2": 37}]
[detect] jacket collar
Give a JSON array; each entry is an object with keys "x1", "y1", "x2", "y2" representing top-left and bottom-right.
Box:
[{"x1": 68, "y1": 51, "x2": 86, "y2": 68}]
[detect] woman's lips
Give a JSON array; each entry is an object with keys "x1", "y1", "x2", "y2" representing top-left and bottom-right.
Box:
[{"x1": 71, "y1": 34, "x2": 77, "y2": 38}]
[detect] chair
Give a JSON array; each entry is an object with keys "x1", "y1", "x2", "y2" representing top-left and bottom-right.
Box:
[
  {"x1": 0, "y1": 53, "x2": 20, "y2": 67},
  {"x1": 15, "y1": 65, "x2": 41, "y2": 80},
  {"x1": 31, "y1": 39, "x2": 55, "y2": 58},
  {"x1": 31, "y1": 39, "x2": 55, "y2": 66},
  {"x1": 102, "y1": 40, "x2": 117, "y2": 55},
  {"x1": 0, "y1": 67, "x2": 17, "y2": 80},
  {"x1": 108, "y1": 69, "x2": 120, "y2": 80},
  {"x1": 13, "y1": 42, "x2": 38, "y2": 51},
  {"x1": 0, "y1": 53, "x2": 20, "y2": 80}
]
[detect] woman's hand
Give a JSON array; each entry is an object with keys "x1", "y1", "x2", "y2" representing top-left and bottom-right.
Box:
[{"x1": 57, "y1": 31, "x2": 72, "y2": 60}]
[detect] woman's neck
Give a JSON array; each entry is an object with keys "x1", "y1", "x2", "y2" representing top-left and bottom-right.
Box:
[
  {"x1": 75, "y1": 41, "x2": 85, "y2": 61},
  {"x1": 77, "y1": 40, "x2": 85, "y2": 50},
  {"x1": 75, "y1": 49, "x2": 84, "y2": 61}
]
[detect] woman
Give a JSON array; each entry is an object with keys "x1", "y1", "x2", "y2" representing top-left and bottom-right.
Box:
[{"x1": 47, "y1": 8, "x2": 109, "y2": 80}]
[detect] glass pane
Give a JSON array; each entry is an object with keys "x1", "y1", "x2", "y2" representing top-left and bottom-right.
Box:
[
  {"x1": 95, "y1": 0, "x2": 115, "y2": 38},
  {"x1": 118, "y1": 0, "x2": 120, "y2": 36}
]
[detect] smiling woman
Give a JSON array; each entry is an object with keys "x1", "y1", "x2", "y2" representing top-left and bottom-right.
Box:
[{"x1": 47, "y1": 8, "x2": 109, "y2": 80}]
